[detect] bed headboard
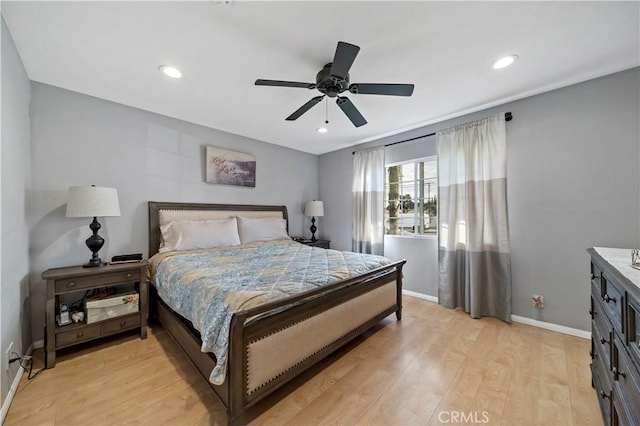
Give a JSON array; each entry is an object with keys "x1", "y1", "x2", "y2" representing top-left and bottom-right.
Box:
[{"x1": 148, "y1": 201, "x2": 289, "y2": 256}]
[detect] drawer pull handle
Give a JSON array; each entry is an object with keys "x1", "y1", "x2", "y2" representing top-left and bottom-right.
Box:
[
  {"x1": 77, "y1": 332, "x2": 84, "y2": 338},
  {"x1": 600, "y1": 337, "x2": 609, "y2": 345},
  {"x1": 613, "y1": 367, "x2": 626, "y2": 380},
  {"x1": 591, "y1": 273, "x2": 600, "y2": 281},
  {"x1": 603, "y1": 294, "x2": 616, "y2": 304},
  {"x1": 68, "y1": 282, "x2": 76, "y2": 288},
  {"x1": 589, "y1": 350, "x2": 595, "y2": 359},
  {"x1": 120, "y1": 320, "x2": 127, "y2": 327},
  {"x1": 599, "y1": 390, "x2": 610, "y2": 400},
  {"x1": 589, "y1": 309, "x2": 597, "y2": 317},
  {"x1": 126, "y1": 273, "x2": 132, "y2": 279}
]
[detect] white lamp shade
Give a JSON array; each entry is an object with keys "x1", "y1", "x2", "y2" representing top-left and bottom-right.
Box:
[
  {"x1": 66, "y1": 186, "x2": 121, "y2": 218},
  {"x1": 304, "y1": 200, "x2": 324, "y2": 217}
]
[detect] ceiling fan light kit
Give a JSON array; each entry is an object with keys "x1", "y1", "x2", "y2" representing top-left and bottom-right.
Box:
[{"x1": 255, "y1": 41, "x2": 415, "y2": 127}]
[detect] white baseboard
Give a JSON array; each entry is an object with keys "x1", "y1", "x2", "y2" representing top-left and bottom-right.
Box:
[
  {"x1": 402, "y1": 290, "x2": 590, "y2": 339},
  {"x1": 511, "y1": 315, "x2": 591, "y2": 339},
  {"x1": 402, "y1": 289, "x2": 439, "y2": 303},
  {"x1": 1, "y1": 343, "x2": 34, "y2": 424}
]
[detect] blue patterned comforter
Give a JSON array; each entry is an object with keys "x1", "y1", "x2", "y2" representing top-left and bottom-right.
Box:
[{"x1": 148, "y1": 239, "x2": 391, "y2": 384}]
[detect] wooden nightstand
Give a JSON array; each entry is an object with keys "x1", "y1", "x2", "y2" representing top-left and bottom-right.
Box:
[
  {"x1": 300, "y1": 239, "x2": 331, "y2": 249},
  {"x1": 42, "y1": 261, "x2": 148, "y2": 368}
]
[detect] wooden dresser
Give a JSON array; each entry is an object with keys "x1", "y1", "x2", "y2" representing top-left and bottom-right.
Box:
[{"x1": 588, "y1": 247, "x2": 640, "y2": 425}]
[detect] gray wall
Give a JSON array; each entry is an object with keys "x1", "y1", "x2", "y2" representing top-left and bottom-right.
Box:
[
  {"x1": 28, "y1": 83, "x2": 318, "y2": 341},
  {"x1": 1, "y1": 17, "x2": 31, "y2": 406},
  {"x1": 319, "y1": 67, "x2": 640, "y2": 331}
]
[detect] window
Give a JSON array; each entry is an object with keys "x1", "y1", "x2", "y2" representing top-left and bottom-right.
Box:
[{"x1": 384, "y1": 156, "x2": 437, "y2": 236}]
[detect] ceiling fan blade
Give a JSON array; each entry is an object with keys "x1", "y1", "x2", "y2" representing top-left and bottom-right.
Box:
[
  {"x1": 255, "y1": 79, "x2": 316, "y2": 89},
  {"x1": 349, "y1": 83, "x2": 415, "y2": 96},
  {"x1": 286, "y1": 96, "x2": 325, "y2": 121},
  {"x1": 329, "y1": 42, "x2": 360, "y2": 79},
  {"x1": 336, "y1": 96, "x2": 367, "y2": 127}
]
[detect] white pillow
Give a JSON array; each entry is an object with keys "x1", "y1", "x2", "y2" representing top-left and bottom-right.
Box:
[
  {"x1": 237, "y1": 216, "x2": 290, "y2": 244},
  {"x1": 159, "y1": 218, "x2": 241, "y2": 252}
]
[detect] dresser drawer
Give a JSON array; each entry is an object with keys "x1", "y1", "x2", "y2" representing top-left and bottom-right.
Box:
[
  {"x1": 613, "y1": 340, "x2": 640, "y2": 422},
  {"x1": 593, "y1": 319, "x2": 613, "y2": 371},
  {"x1": 102, "y1": 314, "x2": 141, "y2": 334},
  {"x1": 592, "y1": 355, "x2": 612, "y2": 426},
  {"x1": 591, "y1": 261, "x2": 603, "y2": 296},
  {"x1": 601, "y1": 273, "x2": 625, "y2": 336},
  {"x1": 627, "y1": 294, "x2": 640, "y2": 366},
  {"x1": 56, "y1": 324, "x2": 102, "y2": 347},
  {"x1": 55, "y1": 269, "x2": 141, "y2": 293},
  {"x1": 613, "y1": 397, "x2": 632, "y2": 426},
  {"x1": 592, "y1": 294, "x2": 611, "y2": 334}
]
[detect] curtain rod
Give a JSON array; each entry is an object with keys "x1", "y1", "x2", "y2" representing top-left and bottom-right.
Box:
[{"x1": 352, "y1": 112, "x2": 512, "y2": 155}]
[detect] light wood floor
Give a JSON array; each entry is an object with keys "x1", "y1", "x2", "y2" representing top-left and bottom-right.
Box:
[{"x1": 5, "y1": 296, "x2": 602, "y2": 425}]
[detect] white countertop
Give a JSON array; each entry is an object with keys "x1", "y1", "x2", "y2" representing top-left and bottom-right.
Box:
[{"x1": 593, "y1": 247, "x2": 640, "y2": 289}]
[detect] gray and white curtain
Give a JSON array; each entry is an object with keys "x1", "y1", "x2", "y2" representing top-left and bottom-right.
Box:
[
  {"x1": 437, "y1": 114, "x2": 512, "y2": 322},
  {"x1": 352, "y1": 147, "x2": 385, "y2": 255}
]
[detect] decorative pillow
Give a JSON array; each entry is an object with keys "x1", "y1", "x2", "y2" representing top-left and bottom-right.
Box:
[
  {"x1": 237, "y1": 216, "x2": 290, "y2": 244},
  {"x1": 159, "y1": 218, "x2": 241, "y2": 252}
]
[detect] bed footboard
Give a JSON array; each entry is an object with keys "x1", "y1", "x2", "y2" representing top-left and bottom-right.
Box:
[
  {"x1": 227, "y1": 261, "x2": 405, "y2": 424},
  {"x1": 151, "y1": 260, "x2": 404, "y2": 425},
  {"x1": 245, "y1": 279, "x2": 396, "y2": 396}
]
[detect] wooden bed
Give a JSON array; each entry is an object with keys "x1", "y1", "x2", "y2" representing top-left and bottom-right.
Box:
[{"x1": 148, "y1": 201, "x2": 405, "y2": 425}]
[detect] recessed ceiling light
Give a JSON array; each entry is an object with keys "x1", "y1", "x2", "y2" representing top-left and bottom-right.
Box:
[
  {"x1": 159, "y1": 65, "x2": 182, "y2": 79},
  {"x1": 317, "y1": 127, "x2": 328, "y2": 133},
  {"x1": 492, "y1": 55, "x2": 518, "y2": 70}
]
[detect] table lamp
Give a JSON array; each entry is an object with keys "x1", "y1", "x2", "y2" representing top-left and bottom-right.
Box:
[
  {"x1": 304, "y1": 200, "x2": 324, "y2": 242},
  {"x1": 66, "y1": 185, "x2": 121, "y2": 267}
]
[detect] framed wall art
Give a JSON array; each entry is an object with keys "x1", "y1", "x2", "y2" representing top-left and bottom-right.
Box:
[{"x1": 205, "y1": 146, "x2": 256, "y2": 187}]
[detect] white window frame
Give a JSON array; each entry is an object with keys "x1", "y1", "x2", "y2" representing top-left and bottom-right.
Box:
[{"x1": 384, "y1": 155, "x2": 438, "y2": 239}]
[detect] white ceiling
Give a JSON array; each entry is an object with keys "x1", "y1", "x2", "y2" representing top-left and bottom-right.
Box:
[{"x1": 3, "y1": 1, "x2": 639, "y2": 155}]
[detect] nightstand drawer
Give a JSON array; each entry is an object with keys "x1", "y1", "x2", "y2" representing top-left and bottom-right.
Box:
[
  {"x1": 55, "y1": 269, "x2": 141, "y2": 293},
  {"x1": 103, "y1": 314, "x2": 141, "y2": 334},
  {"x1": 56, "y1": 324, "x2": 102, "y2": 347}
]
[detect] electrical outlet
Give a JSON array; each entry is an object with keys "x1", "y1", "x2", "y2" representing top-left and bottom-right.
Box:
[
  {"x1": 533, "y1": 295, "x2": 544, "y2": 308},
  {"x1": 4, "y1": 341, "x2": 14, "y2": 371}
]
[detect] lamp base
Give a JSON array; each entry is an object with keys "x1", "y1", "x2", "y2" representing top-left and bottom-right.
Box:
[
  {"x1": 310, "y1": 216, "x2": 318, "y2": 242},
  {"x1": 83, "y1": 217, "x2": 107, "y2": 268},
  {"x1": 83, "y1": 259, "x2": 107, "y2": 268}
]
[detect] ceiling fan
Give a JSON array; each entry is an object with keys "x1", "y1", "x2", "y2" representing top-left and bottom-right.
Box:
[{"x1": 255, "y1": 41, "x2": 415, "y2": 128}]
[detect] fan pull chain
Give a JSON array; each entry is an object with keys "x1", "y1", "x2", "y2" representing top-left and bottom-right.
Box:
[{"x1": 325, "y1": 96, "x2": 329, "y2": 124}]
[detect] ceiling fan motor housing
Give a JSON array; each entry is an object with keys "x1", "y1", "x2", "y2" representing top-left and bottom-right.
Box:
[{"x1": 316, "y1": 63, "x2": 349, "y2": 97}]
